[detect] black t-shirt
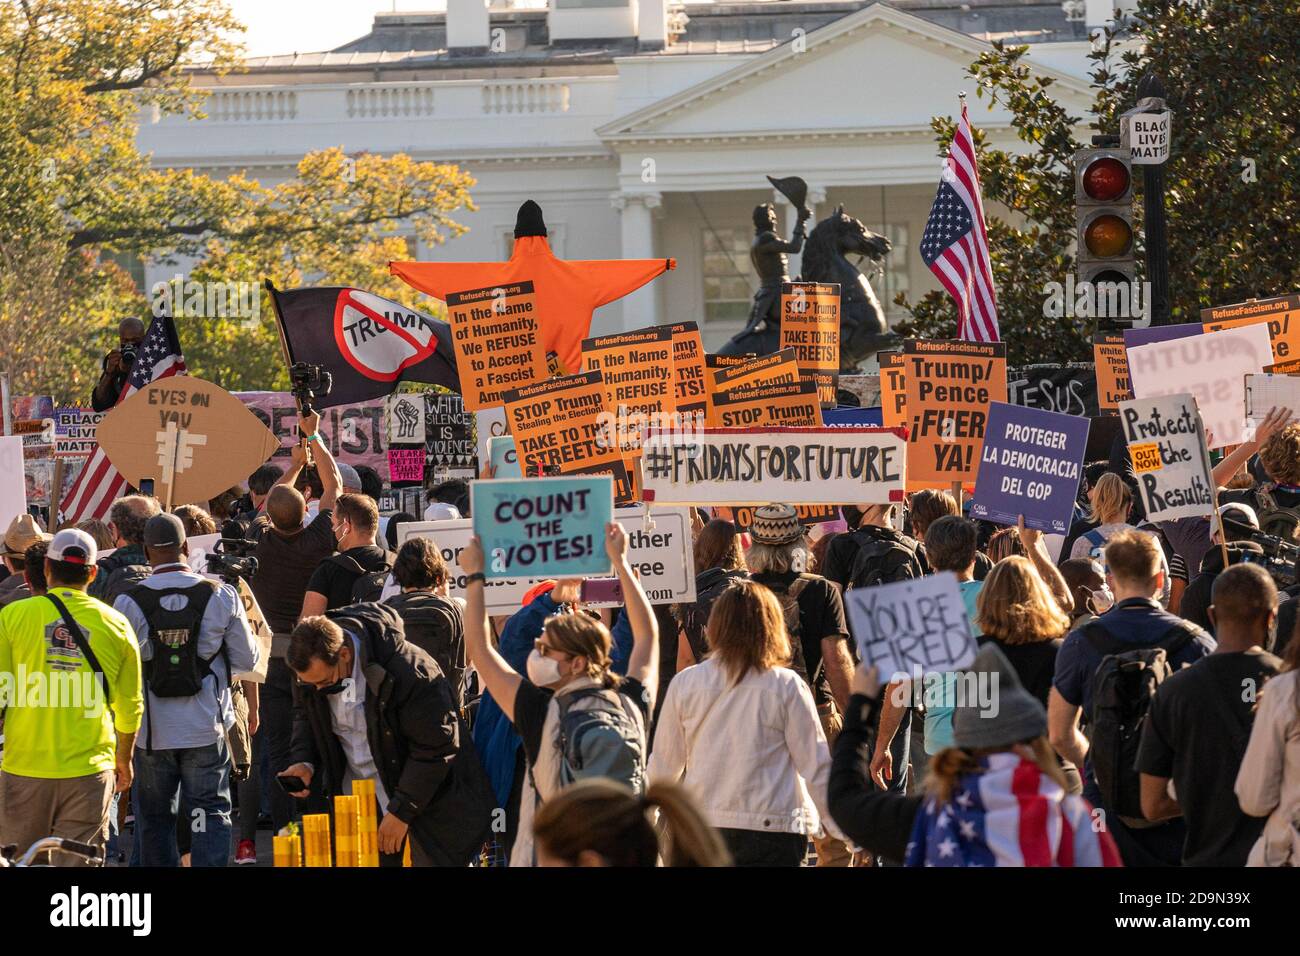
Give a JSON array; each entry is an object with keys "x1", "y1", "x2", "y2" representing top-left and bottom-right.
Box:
[
  {"x1": 1135, "y1": 650, "x2": 1282, "y2": 866},
  {"x1": 249, "y1": 508, "x2": 336, "y2": 634},
  {"x1": 306, "y1": 544, "x2": 391, "y2": 611},
  {"x1": 751, "y1": 571, "x2": 848, "y2": 703},
  {"x1": 977, "y1": 634, "x2": 1061, "y2": 707},
  {"x1": 512, "y1": 677, "x2": 649, "y2": 769}
]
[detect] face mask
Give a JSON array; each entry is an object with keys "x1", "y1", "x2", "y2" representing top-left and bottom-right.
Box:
[
  {"x1": 526, "y1": 649, "x2": 565, "y2": 687},
  {"x1": 1089, "y1": 586, "x2": 1114, "y2": 615}
]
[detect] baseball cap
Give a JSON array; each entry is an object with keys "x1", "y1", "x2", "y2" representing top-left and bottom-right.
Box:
[
  {"x1": 748, "y1": 503, "x2": 803, "y2": 546},
  {"x1": 1219, "y1": 502, "x2": 1259, "y2": 529},
  {"x1": 2, "y1": 514, "x2": 51, "y2": 556},
  {"x1": 143, "y1": 513, "x2": 186, "y2": 549},
  {"x1": 48, "y1": 528, "x2": 98, "y2": 566}
]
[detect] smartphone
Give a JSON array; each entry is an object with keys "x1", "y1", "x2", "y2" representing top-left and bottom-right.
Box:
[
  {"x1": 139, "y1": 478, "x2": 155, "y2": 498},
  {"x1": 276, "y1": 773, "x2": 308, "y2": 794},
  {"x1": 581, "y1": 577, "x2": 623, "y2": 604}
]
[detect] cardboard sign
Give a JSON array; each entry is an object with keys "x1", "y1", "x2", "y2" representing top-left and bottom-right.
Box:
[
  {"x1": 0, "y1": 437, "x2": 26, "y2": 530},
  {"x1": 388, "y1": 447, "x2": 424, "y2": 486},
  {"x1": 878, "y1": 352, "x2": 907, "y2": 429},
  {"x1": 903, "y1": 340, "x2": 1008, "y2": 487},
  {"x1": 844, "y1": 572, "x2": 977, "y2": 681},
  {"x1": 669, "y1": 322, "x2": 708, "y2": 422},
  {"x1": 706, "y1": 380, "x2": 823, "y2": 429},
  {"x1": 470, "y1": 476, "x2": 614, "y2": 579},
  {"x1": 489, "y1": 435, "x2": 522, "y2": 478},
  {"x1": 424, "y1": 391, "x2": 474, "y2": 474},
  {"x1": 98, "y1": 377, "x2": 280, "y2": 506},
  {"x1": 237, "y1": 392, "x2": 388, "y2": 474},
  {"x1": 502, "y1": 369, "x2": 633, "y2": 503},
  {"x1": 704, "y1": 353, "x2": 756, "y2": 375},
  {"x1": 780, "y1": 281, "x2": 841, "y2": 408},
  {"x1": 970, "y1": 403, "x2": 1090, "y2": 533},
  {"x1": 445, "y1": 281, "x2": 549, "y2": 411},
  {"x1": 640, "y1": 427, "x2": 906, "y2": 505},
  {"x1": 711, "y1": 348, "x2": 800, "y2": 393},
  {"x1": 582, "y1": 325, "x2": 677, "y2": 454},
  {"x1": 1126, "y1": 323, "x2": 1271, "y2": 448},
  {"x1": 1119, "y1": 393, "x2": 1215, "y2": 522},
  {"x1": 385, "y1": 393, "x2": 426, "y2": 445},
  {"x1": 474, "y1": 406, "x2": 507, "y2": 475},
  {"x1": 399, "y1": 505, "x2": 695, "y2": 612},
  {"x1": 1092, "y1": 334, "x2": 1132, "y2": 412},
  {"x1": 1201, "y1": 294, "x2": 1300, "y2": 366},
  {"x1": 54, "y1": 407, "x2": 104, "y2": 457},
  {"x1": 1008, "y1": 364, "x2": 1098, "y2": 418}
]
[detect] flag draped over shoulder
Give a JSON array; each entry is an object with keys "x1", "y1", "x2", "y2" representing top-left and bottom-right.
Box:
[
  {"x1": 921, "y1": 98, "x2": 1001, "y2": 343},
  {"x1": 266, "y1": 283, "x2": 460, "y2": 408},
  {"x1": 61, "y1": 313, "x2": 187, "y2": 523}
]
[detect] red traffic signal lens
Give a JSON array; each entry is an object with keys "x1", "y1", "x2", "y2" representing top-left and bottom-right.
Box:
[
  {"x1": 1082, "y1": 158, "x2": 1130, "y2": 201},
  {"x1": 1084, "y1": 215, "x2": 1133, "y2": 257}
]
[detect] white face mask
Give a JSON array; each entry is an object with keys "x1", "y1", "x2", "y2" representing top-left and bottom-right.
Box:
[
  {"x1": 526, "y1": 649, "x2": 565, "y2": 687},
  {"x1": 1089, "y1": 585, "x2": 1115, "y2": 615}
]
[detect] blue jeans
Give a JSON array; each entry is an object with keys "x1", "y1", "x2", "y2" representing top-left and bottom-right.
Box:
[{"x1": 133, "y1": 739, "x2": 233, "y2": 867}]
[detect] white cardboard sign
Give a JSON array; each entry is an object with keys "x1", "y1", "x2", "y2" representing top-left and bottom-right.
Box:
[{"x1": 845, "y1": 571, "x2": 976, "y2": 681}]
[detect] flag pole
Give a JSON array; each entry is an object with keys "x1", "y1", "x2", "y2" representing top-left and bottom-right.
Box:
[{"x1": 264, "y1": 280, "x2": 313, "y2": 464}]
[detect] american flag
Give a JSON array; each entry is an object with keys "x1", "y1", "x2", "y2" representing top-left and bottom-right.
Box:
[
  {"x1": 920, "y1": 99, "x2": 1000, "y2": 342},
  {"x1": 60, "y1": 312, "x2": 187, "y2": 523}
]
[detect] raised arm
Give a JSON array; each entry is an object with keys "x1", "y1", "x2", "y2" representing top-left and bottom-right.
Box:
[
  {"x1": 1212, "y1": 406, "x2": 1291, "y2": 487},
  {"x1": 299, "y1": 410, "x2": 342, "y2": 513},
  {"x1": 608, "y1": 521, "x2": 658, "y2": 709},
  {"x1": 460, "y1": 535, "x2": 523, "y2": 723},
  {"x1": 1017, "y1": 516, "x2": 1073, "y2": 614}
]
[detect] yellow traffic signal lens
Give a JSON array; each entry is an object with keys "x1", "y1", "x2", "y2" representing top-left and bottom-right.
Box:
[{"x1": 1084, "y1": 215, "x2": 1133, "y2": 257}]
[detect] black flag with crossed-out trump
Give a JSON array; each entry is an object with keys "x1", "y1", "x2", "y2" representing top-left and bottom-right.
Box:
[{"x1": 266, "y1": 281, "x2": 460, "y2": 407}]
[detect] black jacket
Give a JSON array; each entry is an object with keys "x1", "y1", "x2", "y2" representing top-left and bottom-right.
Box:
[
  {"x1": 290, "y1": 602, "x2": 494, "y2": 866},
  {"x1": 822, "y1": 526, "x2": 927, "y2": 593},
  {"x1": 1180, "y1": 542, "x2": 1264, "y2": 634}
]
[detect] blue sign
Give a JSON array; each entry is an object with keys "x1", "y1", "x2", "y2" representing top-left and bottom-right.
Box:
[
  {"x1": 822, "y1": 406, "x2": 884, "y2": 427},
  {"x1": 970, "y1": 402, "x2": 1090, "y2": 534},
  {"x1": 471, "y1": 476, "x2": 614, "y2": 579},
  {"x1": 489, "y1": 435, "x2": 522, "y2": 478}
]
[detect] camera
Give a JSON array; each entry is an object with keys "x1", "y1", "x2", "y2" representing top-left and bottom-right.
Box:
[
  {"x1": 119, "y1": 342, "x2": 138, "y2": 366},
  {"x1": 289, "y1": 362, "x2": 333, "y2": 415},
  {"x1": 1225, "y1": 516, "x2": 1300, "y2": 589},
  {"x1": 204, "y1": 535, "x2": 260, "y2": 583}
]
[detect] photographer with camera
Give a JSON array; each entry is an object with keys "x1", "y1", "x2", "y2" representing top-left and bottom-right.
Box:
[
  {"x1": 91, "y1": 317, "x2": 146, "y2": 412},
  {"x1": 113, "y1": 514, "x2": 260, "y2": 867},
  {"x1": 1179, "y1": 504, "x2": 1267, "y2": 634}
]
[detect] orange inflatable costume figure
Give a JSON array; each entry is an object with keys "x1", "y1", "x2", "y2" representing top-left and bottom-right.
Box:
[{"x1": 390, "y1": 200, "x2": 675, "y2": 375}]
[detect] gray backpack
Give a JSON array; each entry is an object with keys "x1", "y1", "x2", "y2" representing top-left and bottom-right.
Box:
[{"x1": 556, "y1": 687, "x2": 647, "y2": 793}]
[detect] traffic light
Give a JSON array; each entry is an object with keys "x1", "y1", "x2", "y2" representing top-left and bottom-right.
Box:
[{"x1": 1074, "y1": 148, "x2": 1135, "y2": 292}]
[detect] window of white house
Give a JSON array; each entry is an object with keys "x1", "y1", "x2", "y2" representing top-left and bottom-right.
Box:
[{"x1": 701, "y1": 227, "x2": 755, "y2": 348}]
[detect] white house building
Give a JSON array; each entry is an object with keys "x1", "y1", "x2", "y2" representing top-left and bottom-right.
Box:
[{"x1": 136, "y1": 0, "x2": 1133, "y2": 350}]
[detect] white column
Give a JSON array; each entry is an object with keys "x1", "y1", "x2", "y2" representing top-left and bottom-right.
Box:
[{"x1": 613, "y1": 191, "x2": 662, "y2": 330}]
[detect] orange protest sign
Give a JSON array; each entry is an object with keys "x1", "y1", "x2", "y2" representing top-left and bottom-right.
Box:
[
  {"x1": 780, "y1": 282, "x2": 840, "y2": 408},
  {"x1": 582, "y1": 326, "x2": 676, "y2": 455},
  {"x1": 879, "y1": 351, "x2": 907, "y2": 428},
  {"x1": 1092, "y1": 334, "x2": 1131, "y2": 412},
  {"x1": 707, "y1": 379, "x2": 824, "y2": 429},
  {"x1": 903, "y1": 340, "x2": 1007, "y2": 487},
  {"x1": 669, "y1": 322, "x2": 708, "y2": 423},
  {"x1": 502, "y1": 369, "x2": 634, "y2": 503},
  {"x1": 445, "y1": 281, "x2": 549, "y2": 411},
  {"x1": 1201, "y1": 294, "x2": 1300, "y2": 365},
  {"x1": 711, "y1": 347, "x2": 800, "y2": 392}
]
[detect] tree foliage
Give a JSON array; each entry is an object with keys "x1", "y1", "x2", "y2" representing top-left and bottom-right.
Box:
[
  {"x1": 0, "y1": 0, "x2": 475, "y2": 402},
  {"x1": 896, "y1": 0, "x2": 1300, "y2": 365}
]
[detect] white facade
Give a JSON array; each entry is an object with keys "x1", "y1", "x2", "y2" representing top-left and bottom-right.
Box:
[{"x1": 136, "y1": 1, "x2": 1105, "y2": 350}]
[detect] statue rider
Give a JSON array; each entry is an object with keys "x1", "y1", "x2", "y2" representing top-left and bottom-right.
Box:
[{"x1": 741, "y1": 200, "x2": 811, "y2": 338}]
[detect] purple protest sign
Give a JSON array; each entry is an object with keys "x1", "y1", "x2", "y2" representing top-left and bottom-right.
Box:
[
  {"x1": 1123, "y1": 322, "x2": 1202, "y2": 350},
  {"x1": 970, "y1": 402, "x2": 1090, "y2": 534}
]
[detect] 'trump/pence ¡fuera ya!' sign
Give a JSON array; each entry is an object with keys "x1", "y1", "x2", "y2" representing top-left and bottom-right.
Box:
[{"x1": 470, "y1": 476, "x2": 614, "y2": 579}]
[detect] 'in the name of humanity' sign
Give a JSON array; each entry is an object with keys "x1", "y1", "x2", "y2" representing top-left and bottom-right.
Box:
[
  {"x1": 1119, "y1": 392, "x2": 1214, "y2": 523},
  {"x1": 639, "y1": 427, "x2": 906, "y2": 505}
]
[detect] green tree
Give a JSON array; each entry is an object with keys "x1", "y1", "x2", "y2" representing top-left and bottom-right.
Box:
[
  {"x1": 897, "y1": 0, "x2": 1300, "y2": 365},
  {"x1": 0, "y1": 1, "x2": 475, "y2": 402}
]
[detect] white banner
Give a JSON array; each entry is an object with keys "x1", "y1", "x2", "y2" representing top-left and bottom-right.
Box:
[
  {"x1": 641, "y1": 427, "x2": 906, "y2": 505},
  {"x1": 845, "y1": 571, "x2": 976, "y2": 681},
  {"x1": 397, "y1": 505, "x2": 696, "y2": 614}
]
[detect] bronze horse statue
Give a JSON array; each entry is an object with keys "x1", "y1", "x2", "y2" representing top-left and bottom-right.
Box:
[{"x1": 719, "y1": 204, "x2": 900, "y2": 369}]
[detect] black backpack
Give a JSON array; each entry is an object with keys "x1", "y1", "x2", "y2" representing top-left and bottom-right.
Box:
[
  {"x1": 845, "y1": 529, "x2": 920, "y2": 591},
  {"x1": 676, "y1": 567, "x2": 749, "y2": 663},
  {"x1": 385, "y1": 591, "x2": 466, "y2": 706},
  {"x1": 128, "y1": 581, "x2": 223, "y2": 699},
  {"x1": 756, "y1": 574, "x2": 814, "y2": 682},
  {"x1": 98, "y1": 563, "x2": 152, "y2": 608},
  {"x1": 329, "y1": 551, "x2": 395, "y2": 604},
  {"x1": 1085, "y1": 620, "x2": 1196, "y2": 822}
]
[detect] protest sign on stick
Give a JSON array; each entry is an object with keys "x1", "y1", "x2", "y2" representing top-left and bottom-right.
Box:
[
  {"x1": 669, "y1": 322, "x2": 708, "y2": 424},
  {"x1": 970, "y1": 403, "x2": 1090, "y2": 533},
  {"x1": 780, "y1": 281, "x2": 841, "y2": 408},
  {"x1": 640, "y1": 427, "x2": 906, "y2": 505},
  {"x1": 424, "y1": 391, "x2": 475, "y2": 476},
  {"x1": 903, "y1": 340, "x2": 1007, "y2": 487},
  {"x1": 1126, "y1": 323, "x2": 1270, "y2": 448},
  {"x1": 1092, "y1": 334, "x2": 1132, "y2": 412},
  {"x1": 1118, "y1": 392, "x2": 1215, "y2": 523},
  {"x1": 582, "y1": 325, "x2": 676, "y2": 455},
  {"x1": 844, "y1": 572, "x2": 977, "y2": 681},
  {"x1": 488, "y1": 435, "x2": 522, "y2": 478},
  {"x1": 446, "y1": 282, "x2": 549, "y2": 411},
  {"x1": 878, "y1": 352, "x2": 906, "y2": 429},
  {"x1": 1201, "y1": 294, "x2": 1300, "y2": 366},
  {"x1": 711, "y1": 348, "x2": 800, "y2": 392},
  {"x1": 706, "y1": 380, "x2": 822, "y2": 429},
  {"x1": 53, "y1": 407, "x2": 103, "y2": 458},
  {"x1": 470, "y1": 476, "x2": 613, "y2": 579}
]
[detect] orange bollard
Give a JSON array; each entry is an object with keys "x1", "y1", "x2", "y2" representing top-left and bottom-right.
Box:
[
  {"x1": 350, "y1": 779, "x2": 380, "y2": 867},
  {"x1": 334, "y1": 795, "x2": 360, "y2": 868},
  {"x1": 273, "y1": 834, "x2": 302, "y2": 868},
  {"x1": 302, "y1": 813, "x2": 332, "y2": 867}
]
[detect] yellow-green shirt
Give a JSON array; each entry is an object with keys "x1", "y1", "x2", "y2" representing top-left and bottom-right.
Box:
[{"x1": 0, "y1": 587, "x2": 144, "y2": 778}]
